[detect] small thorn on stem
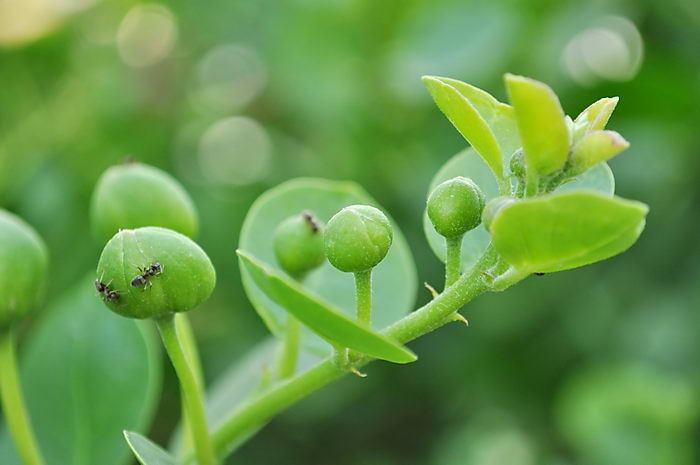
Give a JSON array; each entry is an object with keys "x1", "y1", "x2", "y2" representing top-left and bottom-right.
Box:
[
  {"x1": 424, "y1": 282, "x2": 439, "y2": 299},
  {"x1": 351, "y1": 368, "x2": 367, "y2": 378},
  {"x1": 451, "y1": 313, "x2": 469, "y2": 326}
]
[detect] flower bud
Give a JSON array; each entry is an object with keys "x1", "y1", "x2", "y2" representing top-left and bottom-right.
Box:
[
  {"x1": 90, "y1": 162, "x2": 199, "y2": 244},
  {"x1": 427, "y1": 176, "x2": 485, "y2": 238},
  {"x1": 273, "y1": 211, "x2": 326, "y2": 278},
  {"x1": 482, "y1": 196, "x2": 517, "y2": 232},
  {"x1": 0, "y1": 210, "x2": 48, "y2": 328},
  {"x1": 96, "y1": 227, "x2": 215, "y2": 319},
  {"x1": 324, "y1": 205, "x2": 392, "y2": 273},
  {"x1": 509, "y1": 150, "x2": 525, "y2": 180}
]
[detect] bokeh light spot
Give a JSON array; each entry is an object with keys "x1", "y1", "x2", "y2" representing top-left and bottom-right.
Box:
[
  {"x1": 562, "y1": 16, "x2": 643, "y2": 86},
  {"x1": 190, "y1": 44, "x2": 267, "y2": 114},
  {"x1": 198, "y1": 117, "x2": 272, "y2": 186},
  {"x1": 117, "y1": 4, "x2": 177, "y2": 68}
]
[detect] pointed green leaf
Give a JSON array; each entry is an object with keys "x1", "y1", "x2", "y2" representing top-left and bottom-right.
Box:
[
  {"x1": 422, "y1": 149, "x2": 615, "y2": 272},
  {"x1": 237, "y1": 251, "x2": 416, "y2": 364},
  {"x1": 434, "y1": 77, "x2": 521, "y2": 160},
  {"x1": 490, "y1": 191, "x2": 648, "y2": 273},
  {"x1": 239, "y1": 178, "x2": 417, "y2": 356},
  {"x1": 575, "y1": 97, "x2": 619, "y2": 131},
  {"x1": 505, "y1": 73, "x2": 569, "y2": 175},
  {"x1": 570, "y1": 130, "x2": 629, "y2": 175},
  {"x1": 124, "y1": 432, "x2": 177, "y2": 465},
  {"x1": 423, "y1": 76, "x2": 505, "y2": 181}
]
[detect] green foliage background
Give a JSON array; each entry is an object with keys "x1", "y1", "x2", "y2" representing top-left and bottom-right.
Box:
[{"x1": 1, "y1": 0, "x2": 699, "y2": 463}]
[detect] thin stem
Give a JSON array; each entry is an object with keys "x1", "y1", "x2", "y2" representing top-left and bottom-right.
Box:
[
  {"x1": 354, "y1": 270, "x2": 372, "y2": 327},
  {"x1": 525, "y1": 168, "x2": 538, "y2": 197},
  {"x1": 174, "y1": 313, "x2": 204, "y2": 454},
  {"x1": 156, "y1": 314, "x2": 217, "y2": 465},
  {"x1": 0, "y1": 329, "x2": 45, "y2": 465},
  {"x1": 444, "y1": 235, "x2": 463, "y2": 289},
  {"x1": 209, "y1": 245, "x2": 505, "y2": 458},
  {"x1": 276, "y1": 316, "x2": 301, "y2": 379},
  {"x1": 331, "y1": 343, "x2": 348, "y2": 369}
]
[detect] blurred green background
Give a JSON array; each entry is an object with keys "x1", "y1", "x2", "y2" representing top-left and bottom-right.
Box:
[{"x1": 1, "y1": 0, "x2": 699, "y2": 463}]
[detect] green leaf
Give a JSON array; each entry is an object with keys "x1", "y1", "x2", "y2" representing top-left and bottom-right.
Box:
[
  {"x1": 124, "y1": 431, "x2": 177, "y2": 465},
  {"x1": 239, "y1": 178, "x2": 417, "y2": 356},
  {"x1": 490, "y1": 191, "x2": 648, "y2": 273},
  {"x1": 423, "y1": 76, "x2": 506, "y2": 181},
  {"x1": 570, "y1": 130, "x2": 629, "y2": 175},
  {"x1": 238, "y1": 251, "x2": 417, "y2": 364},
  {"x1": 0, "y1": 275, "x2": 162, "y2": 465},
  {"x1": 556, "y1": 162, "x2": 615, "y2": 196},
  {"x1": 433, "y1": 77, "x2": 521, "y2": 161},
  {"x1": 423, "y1": 149, "x2": 614, "y2": 271},
  {"x1": 504, "y1": 73, "x2": 569, "y2": 175},
  {"x1": 574, "y1": 97, "x2": 619, "y2": 131},
  {"x1": 170, "y1": 338, "x2": 323, "y2": 459}
]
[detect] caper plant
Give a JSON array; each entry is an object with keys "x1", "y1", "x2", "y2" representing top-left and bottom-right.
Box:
[{"x1": 0, "y1": 73, "x2": 648, "y2": 465}]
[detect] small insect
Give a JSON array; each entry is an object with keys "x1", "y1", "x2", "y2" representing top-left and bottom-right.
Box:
[
  {"x1": 534, "y1": 272, "x2": 546, "y2": 276},
  {"x1": 95, "y1": 279, "x2": 121, "y2": 302},
  {"x1": 302, "y1": 210, "x2": 320, "y2": 233},
  {"x1": 131, "y1": 262, "x2": 164, "y2": 288}
]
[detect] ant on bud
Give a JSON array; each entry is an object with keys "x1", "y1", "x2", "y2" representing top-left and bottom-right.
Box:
[
  {"x1": 95, "y1": 279, "x2": 121, "y2": 302},
  {"x1": 302, "y1": 210, "x2": 321, "y2": 233},
  {"x1": 131, "y1": 262, "x2": 164, "y2": 289}
]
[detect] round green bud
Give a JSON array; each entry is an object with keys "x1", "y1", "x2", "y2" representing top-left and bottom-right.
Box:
[
  {"x1": 96, "y1": 227, "x2": 215, "y2": 319},
  {"x1": 273, "y1": 211, "x2": 326, "y2": 278},
  {"x1": 427, "y1": 176, "x2": 485, "y2": 238},
  {"x1": 90, "y1": 162, "x2": 199, "y2": 244},
  {"x1": 324, "y1": 205, "x2": 393, "y2": 273},
  {"x1": 509, "y1": 149, "x2": 525, "y2": 179},
  {"x1": 482, "y1": 196, "x2": 517, "y2": 232},
  {"x1": 0, "y1": 210, "x2": 48, "y2": 328}
]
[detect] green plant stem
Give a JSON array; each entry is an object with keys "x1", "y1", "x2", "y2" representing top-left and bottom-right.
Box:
[
  {"x1": 331, "y1": 343, "x2": 348, "y2": 368},
  {"x1": 444, "y1": 235, "x2": 463, "y2": 289},
  {"x1": 525, "y1": 168, "x2": 538, "y2": 197},
  {"x1": 498, "y1": 176, "x2": 511, "y2": 196},
  {"x1": 276, "y1": 316, "x2": 301, "y2": 379},
  {"x1": 0, "y1": 329, "x2": 45, "y2": 465},
  {"x1": 209, "y1": 245, "x2": 513, "y2": 458},
  {"x1": 354, "y1": 270, "x2": 372, "y2": 327},
  {"x1": 156, "y1": 314, "x2": 217, "y2": 465},
  {"x1": 175, "y1": 313, "x2": 204, "y2": 455}
]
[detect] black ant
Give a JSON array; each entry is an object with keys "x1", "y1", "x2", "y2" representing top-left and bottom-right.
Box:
[
  {"x1": 95, "y1": 279, "x2": 121, "y2": 302},
  {"x1": 131, "y1": 262, "x2": 163, "y2": 289},
  {"x1": 302, "y1": 210, "x2": 320, "y2": 233}
]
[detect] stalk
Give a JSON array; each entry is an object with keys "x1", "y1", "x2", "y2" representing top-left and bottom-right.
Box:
[
  {"x1": 0, "y1": 329, "x2": 45, "y2": 465},
  {"x1": 156, "y1": 314, "x2": 217, "y2": 465}
]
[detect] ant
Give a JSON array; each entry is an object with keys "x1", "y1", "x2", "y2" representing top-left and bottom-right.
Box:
[
  {"x1": 302, "y1": 210, "x2": 320, "y2": 233},
  {"x1": 131, "y1": 262, "x2": 163, "y2": 289},
  {"x1": 95, "y1": 279, "x2": 121, "y2": 302}
]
